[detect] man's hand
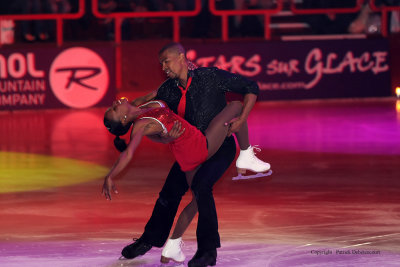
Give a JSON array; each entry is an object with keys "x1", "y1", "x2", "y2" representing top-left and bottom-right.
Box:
[
  {"x1": 102, "y1": 177, "x2": 118, "y2": 201},
  {"x1": 169, "y1": 121, "x2": 186, "y2": 138},
  {"x1": 161, "y1": 121, "x2": 185, "y2": 143},
  {"x1": 226, "y1": 117, "x2": 243, "y2": 136}
]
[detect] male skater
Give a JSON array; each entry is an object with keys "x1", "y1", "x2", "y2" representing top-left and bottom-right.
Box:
[{"x1": 120, "y1": 42, "x2": 261, "y2": 267}]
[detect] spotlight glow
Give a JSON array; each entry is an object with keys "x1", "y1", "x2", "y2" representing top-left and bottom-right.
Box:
[
  {"x1": 396, "y1": 87, "x2": 400, "y2": 98},
  {"x1": 0, "y1": 152, "x2": 108, "y2": 193}
]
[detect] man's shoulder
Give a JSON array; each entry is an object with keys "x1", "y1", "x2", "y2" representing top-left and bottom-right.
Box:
[
  {"x1": 156, "y1": 79, "x2": 180, "y2": 102},
  {"x1": 193, "y1": 67, "x2": 220, "y2": 75},
  {"x1": 157, "y1": 78, "x2": 177, "y2": 93},
  {"x1": 160, "y1": 78, "x2": 176, "y2": 87}
]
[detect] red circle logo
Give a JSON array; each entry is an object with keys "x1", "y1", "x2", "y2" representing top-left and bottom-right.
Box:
[{"x1": 49, "y1": 47, "x2": 109, "y2": 108}]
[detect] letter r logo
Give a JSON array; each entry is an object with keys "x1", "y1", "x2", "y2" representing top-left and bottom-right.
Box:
[{"x1": 49, "y1": 47, "x2": 109, "y2": 108}]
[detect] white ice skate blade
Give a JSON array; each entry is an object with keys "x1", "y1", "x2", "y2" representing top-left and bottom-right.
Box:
[{"x1": 232, "y1": 170, "x2": 272, "y2": 180}]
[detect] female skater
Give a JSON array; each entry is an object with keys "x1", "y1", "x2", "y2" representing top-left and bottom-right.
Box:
[{"x1": 102, "y1": 97, "x2": 270, "y2": 263}]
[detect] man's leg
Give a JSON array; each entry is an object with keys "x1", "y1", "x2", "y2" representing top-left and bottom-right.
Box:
[
  {"x1": 121, "y1": 162, "x2": 188, "y2": 259},
  {"x1": 141, "y1": 162, "x2": 189, "y2": 246},
  {"x1": 188, "y1": 136, "x2": 236, "y2": 266}
]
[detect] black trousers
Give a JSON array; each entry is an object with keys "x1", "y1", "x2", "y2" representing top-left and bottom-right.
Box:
[{"x1": 140, "y1": 136, "x2": 236, "y2": 251}]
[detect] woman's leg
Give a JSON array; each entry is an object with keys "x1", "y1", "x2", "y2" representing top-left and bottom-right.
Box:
[
  {"x1": 161, "y1": 102, "x2": 257, "y2": 263},
  {"x1": 170, "y1": 168, "x2": 199, "y2": 239},
  {"x1": 206, "y1": 101, "x2": 271, "y2": 175},
  {"x1": 161, "y1": 168, "x2": 198, "y2": 263},
  {"x1": 206, "y1": 101, "x2": 247, "y2": 157},
  {"x1": 165, "y1": 102, "x2": 253, "y2": 241},
  {"x1": 170, "y1": 193, "x2": 197, "y2": 239}
]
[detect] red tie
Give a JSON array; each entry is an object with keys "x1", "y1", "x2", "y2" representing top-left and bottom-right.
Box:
[{"x1": 177, "y1": 76, "x2": 192, "y2": 117}]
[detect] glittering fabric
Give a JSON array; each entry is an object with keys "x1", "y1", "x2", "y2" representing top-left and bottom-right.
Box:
[
  {"x1": 155, "y1": 67, "x2": 259, "y2": 133},
  {"x1": 136, "y1": 106, "x2": 208, "y2": 172}
]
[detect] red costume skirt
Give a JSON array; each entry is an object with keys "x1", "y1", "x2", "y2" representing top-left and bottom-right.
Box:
[{"x1": 169, "y1": 128, "x2": 208, "y2": 172}]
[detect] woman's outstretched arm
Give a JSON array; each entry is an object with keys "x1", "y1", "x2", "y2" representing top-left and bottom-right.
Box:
[{"x1": 102, "y1": 119, "x2": 160, "y2": 200}]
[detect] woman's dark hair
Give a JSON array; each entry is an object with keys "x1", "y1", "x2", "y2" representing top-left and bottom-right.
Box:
[{"x1": 104, "y1": 116, "x2": 132, "y2": 152}]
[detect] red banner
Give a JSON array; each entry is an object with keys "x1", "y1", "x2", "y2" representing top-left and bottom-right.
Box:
[
  {"x1": 185, "y1": 39, "x2": 391, "y2": 100},
  {"x1": 0, "y1": 46, "x2": 115, "y2": 110}
]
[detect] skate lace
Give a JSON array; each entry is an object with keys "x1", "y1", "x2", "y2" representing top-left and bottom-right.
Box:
[
  {"x1": 251, "y1": 145, "x2": 266, "y2": 163},
  {"x1": 251, "y1": 145, "x2": 261, "y2": 154}
]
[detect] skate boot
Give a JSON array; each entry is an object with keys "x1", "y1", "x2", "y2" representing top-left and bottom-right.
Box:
[
  {"x1": 160, "y1": 237, "x2": 185, "y2": 263},
  {"x1": 188, "y1": 249, "x2": 217, "y2": 267},
  {"x1": 234, "y1": 145, "x2": 272, "y2": 180},
  {"x1": 120, "y1": 238, "x2": 152, "y2": 259}
]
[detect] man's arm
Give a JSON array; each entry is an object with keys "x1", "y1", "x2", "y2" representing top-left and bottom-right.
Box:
[
  {"x1": 147, "y1": 121, "x2": 186, "y2": 144},
  {"x1": 214, "y1": 68, "x2": 259, "y2": 96},
  {"x1": 228, "y1": 93, "x2": 257, "y2": 135},
  {"x1": 211, "y1": 69, "x2": 259, "y2": 135}
]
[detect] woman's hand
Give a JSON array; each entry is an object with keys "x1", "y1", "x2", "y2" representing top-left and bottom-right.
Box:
[{"x1": 102, "y1": 176, "x2": 118, "y2": 200}]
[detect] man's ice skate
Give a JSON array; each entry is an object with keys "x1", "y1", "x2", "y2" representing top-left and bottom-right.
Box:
[
  {"x1": 160, "y1": 237, "x2": 185, "y2": 264},
  {"x1": 119, "y1": 238, "x2": 152, "y2": 260},
  {"x1": 233, "y1": 145, "x2": 272, "y2": 180}
]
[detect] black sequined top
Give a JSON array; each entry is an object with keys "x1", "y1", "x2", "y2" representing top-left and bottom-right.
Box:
[{"x1": 155, "y1": 67, "x2": 259, "y2": 133}]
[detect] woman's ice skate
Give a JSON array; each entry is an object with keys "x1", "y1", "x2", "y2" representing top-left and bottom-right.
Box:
[
  {"x1": 160, "y1": 237, "x2": 185, "y2": 263},
  {"x1": 233, "y1": 145, "x2": 272, "y2": 180}
]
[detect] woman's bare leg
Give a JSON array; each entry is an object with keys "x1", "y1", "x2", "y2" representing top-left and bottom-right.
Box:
[
  {"x1": 162, "y1": 102, "x2": 258, "y2": 263},
  {"x1": 170, "y1": 168, "x2": 198, "y2": 239},
  {"x1": 168, "y1": 101, "x2": 249, "y2": 239},
  {"x1": 207, "y1": 101, "x2": 270, "y2": 175},
  {"x1": 206, "y1": 101, "x2": 248, "y2": 156}
]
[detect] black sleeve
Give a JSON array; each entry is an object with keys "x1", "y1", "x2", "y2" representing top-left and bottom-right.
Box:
[
  {"x1": 212, "y1": 67, "x2": 259, "y2": 96},
  {"x1": 155, "y1": 80, "x2": 173, "y2": 102},
  {"x1": 154, "y1": 79, "x2": 181, "y2": 113}
]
